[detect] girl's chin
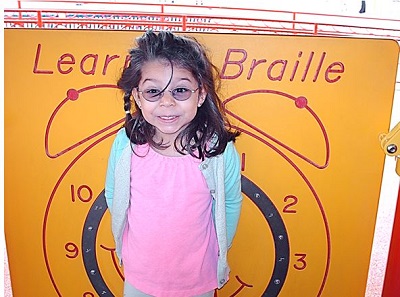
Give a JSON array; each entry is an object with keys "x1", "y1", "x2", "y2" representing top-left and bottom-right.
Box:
[{"x1": 154, "y1": 129, "x2": 182, "y2": 141}]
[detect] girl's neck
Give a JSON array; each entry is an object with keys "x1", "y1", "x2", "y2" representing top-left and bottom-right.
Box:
[
  {"x1": 152, "y1": 135, "x2": 186, "y2": 157},
  {"x1": 152, "y1": 144, "x2": 183, "y2": 157}
]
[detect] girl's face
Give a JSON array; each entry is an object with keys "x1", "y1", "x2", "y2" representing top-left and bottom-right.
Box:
[{"x1": 132, "y1": 59, "x2": 206, "y2": 146}]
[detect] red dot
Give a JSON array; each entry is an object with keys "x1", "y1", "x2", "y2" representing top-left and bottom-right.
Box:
[
  {"x1": 67, "y1": 89, "x2": 79, "y2": 101},
  {"x1": 295, "y1": 96, "x2": 308, "y2": 108}
]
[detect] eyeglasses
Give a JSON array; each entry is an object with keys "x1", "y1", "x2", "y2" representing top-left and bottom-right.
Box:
[{"x1": 137, "y1": 87, "x2": 200, "y2": 102}]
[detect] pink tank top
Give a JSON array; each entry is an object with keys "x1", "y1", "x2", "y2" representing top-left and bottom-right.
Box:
[{"x1": 122, "y1": 144, "x2": 218, "y2": 297}]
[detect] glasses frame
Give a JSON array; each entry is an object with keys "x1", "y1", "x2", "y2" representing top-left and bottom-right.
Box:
[{"x1": 136, "y1": 86, "x2": 200, "y2": 102}]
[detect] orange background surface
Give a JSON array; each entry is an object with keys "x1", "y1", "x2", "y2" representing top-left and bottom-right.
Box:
[{"x1": 4, "y1": 29, "x2": 399, "y2": 296}]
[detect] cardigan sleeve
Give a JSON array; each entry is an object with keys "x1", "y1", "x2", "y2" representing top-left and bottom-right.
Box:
[
  {"x1": 104, "y1": 128, "x2": 130, "y2": 210},
  {"x1": 223, "y1": 141, "x2": 243, "y2": 248}
]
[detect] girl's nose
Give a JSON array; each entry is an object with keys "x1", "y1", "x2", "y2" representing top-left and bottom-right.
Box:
[{"x1": 159, "y1": 91, "x2": 175, "y2": 107}]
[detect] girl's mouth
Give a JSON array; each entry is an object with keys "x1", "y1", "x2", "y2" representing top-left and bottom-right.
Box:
[{"x1": 159, "y1": 115, "x2": 178, "y2": 122}]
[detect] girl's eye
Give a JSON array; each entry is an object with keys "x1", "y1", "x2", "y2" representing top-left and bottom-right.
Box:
[
  {"x1": 145, "y1": 88, "x2": 161, "y2": 94},
  {"x1": 173, "y1": 87, "x2": 190, "y2": 94}
]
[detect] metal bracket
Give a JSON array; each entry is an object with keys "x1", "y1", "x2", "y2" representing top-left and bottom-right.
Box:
[{"x1": 380, "y1": 121, "x2": 400, "y2": 176}]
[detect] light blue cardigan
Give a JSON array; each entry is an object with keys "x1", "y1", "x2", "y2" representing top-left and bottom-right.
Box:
[{"x1": 105, "y1": 128, "x2": 243, "y2": 289}]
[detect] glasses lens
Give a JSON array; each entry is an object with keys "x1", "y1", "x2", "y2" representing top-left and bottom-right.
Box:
[
  {"x1": 172, "y1": 88, "x2": 192, "y2": 101},
  {"x1": 140, "y1": 87, "x2": 197, "y2": 101},
  {"x1": 142, "y1": 89, "x2": 162, "y2": 102}
]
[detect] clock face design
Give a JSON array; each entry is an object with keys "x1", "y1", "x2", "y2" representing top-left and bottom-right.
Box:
[
  {"x1": 80, "y1": 176, "x2": 290, "y2": 297},
  {"x1": 42, "y1": 86, "x2": 331, "y2": 297},
  {"x1": 222, "y1": 90, "x2": 331, "y2": 296},
  {"x1": 6, "y1": 29, "x2": 398, "y2": 297}
]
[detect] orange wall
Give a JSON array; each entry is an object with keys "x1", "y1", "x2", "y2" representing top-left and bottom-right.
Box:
[{"x1": 4, "y1": 29, "x2": 399, "y2": 297}]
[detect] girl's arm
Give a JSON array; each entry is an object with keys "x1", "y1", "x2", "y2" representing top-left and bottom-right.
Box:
[
  {"x1": 224, "y1": 141, "x2": 243, "y2": 248},
  {"x1": 105, "y1": 129, "x2": 129, "y2": 211}
]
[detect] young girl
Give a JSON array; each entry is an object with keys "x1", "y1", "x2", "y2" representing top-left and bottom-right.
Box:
[{"x1": 105, "y1": 30, "x2": 243, "y2": 297}]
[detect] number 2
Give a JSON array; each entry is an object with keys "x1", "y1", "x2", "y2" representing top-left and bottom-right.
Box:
[{"x1": 283, "y1": 195, "x2": 298, "y2": 213}]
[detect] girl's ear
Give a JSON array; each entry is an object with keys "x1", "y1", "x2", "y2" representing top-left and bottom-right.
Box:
[
  {"x1": 198, "y1": 89, "x2": 207, "y2": 107},
  {"x1": 132, "y1": 88, "x2": 141, "y2": 108}
]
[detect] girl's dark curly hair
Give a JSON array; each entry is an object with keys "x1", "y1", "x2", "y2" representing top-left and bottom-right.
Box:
[{"x1": 117, "y1": 30, "x2": 239, "y2": 160}]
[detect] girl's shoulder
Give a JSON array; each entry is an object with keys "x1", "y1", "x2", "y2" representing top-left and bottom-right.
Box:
[
  {"x1": 223, "y1": 140, "x2": 239, "y2": 159},
  {"x1": 115, "y1": 127, "x2": 130, "y2": 143},
  {"x1": 207, "y1": 138, "x2": 238, "y2": 162},
  {"x1": 208, "y1": 134, "x2": 237, "y2": 154},
  {"x1": 111, "y1": 128, "x2": 131, "y2": 152}
]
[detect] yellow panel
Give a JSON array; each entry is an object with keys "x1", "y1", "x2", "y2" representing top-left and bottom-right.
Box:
[{"x1": 4, "y1": 29, "x2": 398, "y2": 297}]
